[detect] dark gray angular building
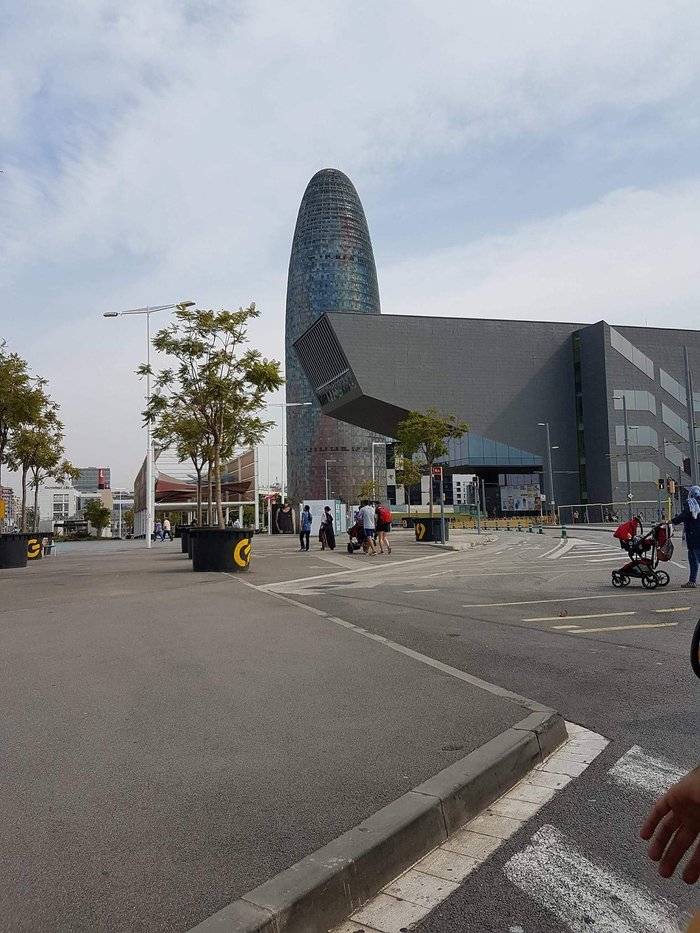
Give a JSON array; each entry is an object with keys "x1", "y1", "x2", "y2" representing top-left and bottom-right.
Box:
[
  {"x1": 285, "y1": 168, "x2": 382, "y2": 503},
  {"x1": 294, "y1": 313, "x2": 700, "y2": 519}
]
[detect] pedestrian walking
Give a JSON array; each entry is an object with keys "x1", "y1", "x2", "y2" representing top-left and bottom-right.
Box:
[
  {"x1": 376, "y1": 502, "x2": 392, "y2": 554},
  {"x1": 672, "y1": 485, "x2": 700, "y2": 587},
  {"x1": 153, "y1": 520, "x2": 164, "y2": 541},
  {"x1": 162, "y1": 517, "x2": 172, "y2": 541},
  {"x1": 299, "y1": 505, "x2": 312, "y2": 551},
  {"x1": 319, "y1": 506, "x2": 336, "y2": 550},
  {"x1": 358, "y1": 499, "x2": 377, "y2": 555}
]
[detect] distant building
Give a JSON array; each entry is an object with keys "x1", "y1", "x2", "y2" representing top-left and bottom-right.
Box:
[
  {"x1": 295, "y1": 314, "x2": 700, "y2": 520},
  {"x1": 74, "y1": 467, "x2": 111, "y2": 492},
  {"x1": 285, "y1": 168, "x2": 383, "y2": 504},
  {"x1": 0, "y1": 485, "x2": 18, "y2": 527}
]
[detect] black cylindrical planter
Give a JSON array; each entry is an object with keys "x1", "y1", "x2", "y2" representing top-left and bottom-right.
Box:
[
  {"x1": 0, "y1": 533, "x2": 29, "y2": 569},
  {"x1": 174, "y1": 524, "x2": 186, "y2": 540},
  {"x1": 191, "y1": 527, "x2": 253, "y2": 572},
  {"x1": 180, "y1": 526, "x2": 190, "y2": 554},
  {"x1": 414, "y1": 518, "x2": 449, "y2": 543}
]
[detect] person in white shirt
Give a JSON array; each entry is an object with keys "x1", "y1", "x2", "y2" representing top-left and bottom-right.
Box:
[{"x1": 358, "y1": 499, "x2": 377, "y2": 555}]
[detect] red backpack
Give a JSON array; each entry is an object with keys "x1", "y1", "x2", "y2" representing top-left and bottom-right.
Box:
[{"x1": 378, "y1": 506, "x2": 392, "y2": 525}]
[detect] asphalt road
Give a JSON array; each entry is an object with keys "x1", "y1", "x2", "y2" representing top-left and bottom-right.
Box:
[
  {"x1": 264, "y1": 526, "x2": 700, "y2": 930},
  {"x1": 0, "y1": 538, "x2": 527, "y2": 933}
]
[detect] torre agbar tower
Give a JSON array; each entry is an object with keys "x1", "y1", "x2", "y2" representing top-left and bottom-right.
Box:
[{"x1": 285, "y1": 168, "x2": 381, "y2": 504}]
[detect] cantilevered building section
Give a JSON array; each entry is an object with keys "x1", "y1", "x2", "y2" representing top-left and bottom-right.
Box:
[{"x1": 285, "y1": 168, "x2": 382, "y2": 503}]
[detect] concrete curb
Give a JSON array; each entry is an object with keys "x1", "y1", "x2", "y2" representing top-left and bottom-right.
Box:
[{"x1": 187, "y1": 709, "x2": 567, "y2": 933}]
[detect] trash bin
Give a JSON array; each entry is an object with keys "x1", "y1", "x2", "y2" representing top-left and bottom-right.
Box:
[
  {"x1": 0, "y1": 533, "x2": 29, "y2": 569},
  {"x1": 174, "y1": 524, "x2": 186, "y2": 540},
  {"x1": 180, "y1": 526, "x2": 190, "y2": 554},
  {"x1": 414, "y1": 518, "x2": 449, "y2": 543},
  {"x1": 191, "y1": 527, "x2": 253, "y2": 573}
]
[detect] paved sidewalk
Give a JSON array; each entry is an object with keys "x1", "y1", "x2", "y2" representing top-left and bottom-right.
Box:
[{"x1": 1, "y1": 543, "x2": 529, "y2": 933}]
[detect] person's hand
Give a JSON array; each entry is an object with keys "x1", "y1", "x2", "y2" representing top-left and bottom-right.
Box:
[{"x1": 641, "y1": 767, "x2": 700, "y2": 883}]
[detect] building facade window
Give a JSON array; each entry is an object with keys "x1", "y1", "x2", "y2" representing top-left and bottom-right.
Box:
[
  {"x1": 661, "y1": 403, "x2": 689, "y2": 441},
  {"x1": 52, "y1": 493, "x2": 70, "y2": 521},
  {"x1": 663, "y1": 439, "x2": 687, "y2": 470},
  {"x1": 609, "y1": 328, "x2": 654, "y2": 379},
  {"x1": 613, "y1": 390, "x2": 657, "y2": 414},
  {"x1": 617, "y1": 461, "x2": 660, "y2": 483},
  {"x1": 660, "y1": 369, "x2": 687, "y2": 406},
  {"x1": 615, "y1": 425, "x2": 658, "y2": 449}
]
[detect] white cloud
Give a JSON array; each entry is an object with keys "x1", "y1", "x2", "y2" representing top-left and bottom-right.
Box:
[
  {"x1": 1, "y1": 0, "x2": 700, "y2": 485},
  {"x1": 381, "y1": 180, "x2": 700, "y2": 325}
]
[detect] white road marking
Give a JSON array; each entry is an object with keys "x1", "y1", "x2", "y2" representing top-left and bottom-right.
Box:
[
  {"x1": 405, "y1": 588, "x2": 439, "y2": 593},
  {"x1": 653, "y1": 606, "x2": 690, "y2": 613},
  {"x1": 257, "y1": 552, "x2": 449, "y2": 591},
  {"x1": 461, "y1": 592, "x2": 665, "y2": 609},
  {"x1": 552, "y1": 624, "x2": 581, "y2": 630},
  {"x1": 504, "y1": 824, "x2": 680, "y2": 932},
  {"x1": 545, "y1": 539, "x2": 576, "y2": 559},
  {"x1": 608, "y1": 745, "x2": 687, "y2": 795},
  {"x1": 572, "y1": 621, "x2": 678, "y2": 634},
  {"x1": 523, "y1": 611, "x2": 636, "y2": 623}
]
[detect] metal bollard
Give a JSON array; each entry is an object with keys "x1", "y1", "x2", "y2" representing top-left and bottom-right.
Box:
[
  {"x1": 528, "y1": 523, "x2": 533, "y2": 533},
  {"x1": 538, "y1": 525, "x2": 544, "y2": 534},
  {"x1": 561, "y1": 524, "x2": 567, "y2": 539}
]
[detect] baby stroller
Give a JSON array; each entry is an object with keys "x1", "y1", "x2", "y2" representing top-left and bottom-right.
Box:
[
  {"x1": 611, "y1": 517, "x2": 673, "y2": 589},
  {"x1": 347, "y1": 520, "x2": 367, "y2": 554}
]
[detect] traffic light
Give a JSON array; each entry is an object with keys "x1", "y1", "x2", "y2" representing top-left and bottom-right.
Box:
[
  {"x1": 657, "y1": 478, "x2": 665, "y2": 490},
  {"x1": 433, "y1": 466, "x2": 443, "y2": 478}
]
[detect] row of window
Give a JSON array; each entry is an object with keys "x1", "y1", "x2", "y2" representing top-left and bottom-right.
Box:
[
  {"x1": 610, "y1": 328, "x2": 655, "y2": 379},
  {"x1": 617, "y1": 462, "x2": 660, "y2": 483}
]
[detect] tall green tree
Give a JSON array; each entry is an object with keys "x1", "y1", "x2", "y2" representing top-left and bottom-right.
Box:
[
  {"x1": 139, "y1": 304, "x2": 283, "y2": 529},
  {"x1": 0, "y1": 344, "x2": 45, "y2": 489},
  {"x1": 394, "y1": 449, "x2": 424, "y2": 516},
  {"x1": 152, "y1": 405, "x2": 211, "y2": 525},
  {"x1": 6, "y1": 395, "x2": 58, "y2": 531},
  {"x1": 395, "y1": 408, "x2": 468, "y2": 518},
  {"x1": 83, "y1": 498, "x2": 112, "y2": 537}
]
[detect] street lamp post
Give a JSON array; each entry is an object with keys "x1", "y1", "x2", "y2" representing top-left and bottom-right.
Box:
[
  {"x1": 102, "y1": 300, "x2": 194, "y2": 548},
  {"x1": 537, "y1": 422, "x2": 557, "y2": 521},
  {"x1": 325, "y1": 459, "x2": 337, "y2": 499}
]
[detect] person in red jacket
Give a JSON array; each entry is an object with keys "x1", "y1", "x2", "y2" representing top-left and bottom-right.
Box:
[{"x1": 375, "y1": 502, "x2": 392, "y2": 554}]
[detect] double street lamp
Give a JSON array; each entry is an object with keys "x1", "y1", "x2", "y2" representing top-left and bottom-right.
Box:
[
  {"x1": 325, "y1": 459, "x2": 337, "y2": 500},
  {"x1": 103, "y1": 301, "x2": 195, "y2": 548},
  {"x1": 537, "y1": 422, "x2": 559, "y2": 520}
]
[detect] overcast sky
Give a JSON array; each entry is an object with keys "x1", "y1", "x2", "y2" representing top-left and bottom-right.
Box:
[{"x1": 2, "y1": 0, "x2": 700, "y2": 488}]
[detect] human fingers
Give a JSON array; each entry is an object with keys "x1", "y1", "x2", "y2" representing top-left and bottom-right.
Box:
[
  {"x1": 659, "y1": 826, "x2": 699, "y2": 879},
  {"x1": 641, "y1": 798, "x2": 671, "y2": 841},
  {"x1": 648, "y1": 811, "x2": 681, "y2": 862},
  {"x1": 682, "y1": 840, "x2": 700, "y2": 885}
]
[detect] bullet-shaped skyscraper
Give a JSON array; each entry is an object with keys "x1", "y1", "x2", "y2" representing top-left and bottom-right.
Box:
[{"x1": 285, "y1": 168, "x2": 381, "y2": 504}]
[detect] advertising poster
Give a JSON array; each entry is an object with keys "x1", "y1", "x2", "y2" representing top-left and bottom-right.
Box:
[{"x1": 500, "y1": 483, "x2": 541, "y2": 513}]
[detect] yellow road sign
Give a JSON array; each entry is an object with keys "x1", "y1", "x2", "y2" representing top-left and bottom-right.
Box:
[
  {"x1": 27, "y1": 538, "x2": 42, "y2": 559},
  {"x1": 0, "y1": 499, "x2": 5, "y2": 519},
  {"x1": 415, "y1": 522, "x2": 426, "y2": 540}
]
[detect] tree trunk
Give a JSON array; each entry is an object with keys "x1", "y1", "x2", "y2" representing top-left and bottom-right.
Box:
[
  {"x1": 206, "y1": 462, "x2": 213, "y2": 524},
  {"x1": 427, "y1": 460, "x2": 434, "y2": 519},
  {"x1": 195, "y1": 466, "x2": 202, "y2": 525},
  {"x1": 32, "y1": 474, "x2": 39, "y2": 531},
  {"x1": 214, "y1": 443, "x2": 224, "y2": 529},
  {"x1": 20, "y1": 465, "x2": 28, "y2": 531}
]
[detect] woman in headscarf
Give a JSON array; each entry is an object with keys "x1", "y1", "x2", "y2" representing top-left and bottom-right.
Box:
[{"x1": 672, "y1": 485, "x2": 700, "y2": 588}]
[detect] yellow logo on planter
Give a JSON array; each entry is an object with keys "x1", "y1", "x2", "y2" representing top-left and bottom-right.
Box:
[
  {"x1": 233, "y1": 538, "x2": 251, "y2": 567},
  {"x1": 27, "y1": 538, "x2": 41, "y2": 559},
  {"x1": 415, "y1": 522, "x2": 426, "y2": 540}
]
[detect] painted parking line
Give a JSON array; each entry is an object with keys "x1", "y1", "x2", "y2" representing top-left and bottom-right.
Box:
[
  {"x1": 653, "y1": 607, "x2": 690, "y2": 613},
  {"x1": 461, "y1": 593, "x2": 665, "y2": 609},
  {"x1": 572, "y1": 622, "x2": 678, "y2": 634},
  {"x1": 405, "y1": 588, "x2": 439, "y2": 593},
  {"x1": 551, "y1": 624, "x2": 581, "y2": 630},
  {"x1": 523, "y1": 611, "x2": 636, "y2": 623}
]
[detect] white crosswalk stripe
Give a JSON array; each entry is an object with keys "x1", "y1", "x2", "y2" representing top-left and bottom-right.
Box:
[
  {"x1": 550, "y1": 537, "x2": 627, "y2": 563},
  {"x1": 504, "y1": 823, "x2": 680, "y2": 932},
  {"x1": 608, "y1": 744, "x2": 686, "y2": 795}
]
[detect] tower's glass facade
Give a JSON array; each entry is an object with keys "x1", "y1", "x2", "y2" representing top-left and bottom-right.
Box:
[{"x1": 285, "y1": 168, "x2": 381, "y2": 503}]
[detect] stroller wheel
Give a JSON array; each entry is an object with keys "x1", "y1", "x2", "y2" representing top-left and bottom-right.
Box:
[
  {"x1": 612, "y1": 572, "x2": 624, "y2": 588},
  {"x1": 641, "y1": 573, "x2": 658, "y2": 589},
  {"x1": 656, "y1": 570, "x2": 670, "y2": 587},
  {"x1": 621, "y1": 575, "x2": 631, "y2": 586},
  {"x1": 347, "y1": 542, "x2": 354, "y2": 553}
]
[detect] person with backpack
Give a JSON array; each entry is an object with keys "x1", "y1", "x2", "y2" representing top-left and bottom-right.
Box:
[
  {"x1": 376, "y1": 502, "x2": 392, "y2": 554},
  {"x1": 299, "y1": 505, "x2": 312, "y2": 552}
]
